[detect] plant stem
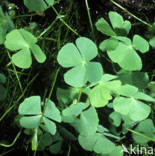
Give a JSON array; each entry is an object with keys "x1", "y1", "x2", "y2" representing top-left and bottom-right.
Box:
[
  {"x1": 127, "y1": 128, "x2": 155, "y2": 142},
  {"x1": 0, "y1": 129, "x2": 22, "y2": 147},
  {"x1": 0, "y1": 72, "x2": 39, "y2": 121},
  {"x1": 110, "y1": 0, "x2": 152, "y2": 27},
  {"x1": 85, "y1": 0, "x2": 96, "y2": 41},
  {"x1": 6, "y1": 50, "x2": 23, "y2": 92},
  {"x1": 37, "y1": 17, "x2": 58, "y2": 39},
  {"x1": 52, "y1": 6, "x2": 80, "y2": 36}
]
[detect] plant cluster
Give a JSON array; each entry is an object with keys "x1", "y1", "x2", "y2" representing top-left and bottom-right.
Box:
[{"x1": 0, "y1": 0, "x2": 155, "y2": 155}]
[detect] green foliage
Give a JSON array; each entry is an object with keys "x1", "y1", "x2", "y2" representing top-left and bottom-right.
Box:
[
  {"x1": 0, "y1": 73, "x2": 6, "y2": 101},
  {"x1": 0, "y1": 6, "x2": 14, "y2": 44},
  {"x1": 57, "y1": 37, "x2": 103, "y2": 87},
  {"x1": 0, "y1": 2, "x2": 154, "y2": 155},
  {"x1": 5, "y1": 29, "x2": 46, "y2": 68},
  {"x1": 24, "y1": 0, "x2": 54, "y2": 11},
  {"x1": 18, "y1": 96, "x2": 61, "y2": 135},
  {"x1": 132, "y1": 119, "x2": 155, "y2": 144}
]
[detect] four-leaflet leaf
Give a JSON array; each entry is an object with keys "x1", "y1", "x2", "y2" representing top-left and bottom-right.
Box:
[
  {"x1": 18, "y1": 96, "x2": 61, "y2": 135},
  {"x1": 57, "y1": 37, "x2": 103, "y2": 87}
]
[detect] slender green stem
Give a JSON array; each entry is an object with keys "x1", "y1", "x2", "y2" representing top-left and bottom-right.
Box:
[
  {"x1": 0, "y1": 129, "x2": 22, "y2": 147},
  {"x1": 42, "y1": 67, "x2": 60, "y2": 115},
  {"x1": 110, "y1": 0, "x2": 152, "y2": 27},
  {"x1": 6, "y1": 50, "x2": 23, "y2": 92},
  {"x1": 77, "y1": 88, "x2": 82, "y2": 103},
  {"x1": 52, "y1": 6, "x2": 80, "y2": 36},
  {"x1": 33, "y1": 67, "x2": 60, "y2": 153},
  {"x1": 12, "y1": 13, "x2": 37, "y2": 19},
  {"x1": 85, "y1": 0, "x2": 96, "y2": 40},
  {"x1": 127, "y1": 128, "x2": 155, "y2": 142},
  {"x1": 0, "y1": 73, "x2": 39, "y2": 121},
  {"x1": 37, "y1": 17, "x2": 58, "y2": 39}
]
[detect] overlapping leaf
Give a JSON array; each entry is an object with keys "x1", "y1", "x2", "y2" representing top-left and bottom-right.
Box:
[
  {"x1": 96, "y1": 11, "x2": 131, "y2": 36},
  {"x1": 107, "y1": 36, "x2": 149, "y2": 71},
  {"x1": 113, "y1": 84, "x2": 154, "y2": 121},
  {"x1": 5, "y1": 29, "x2": 46, "y2": 68},
  {"x1": 79, "y1": 133, "x2": 115, "y2": 154},
  {"x1": 132, "y1": 119, "x2": 155, "y2": 144},
  {"x1": 24, "y1": 0, "x2": 54, "y2": 11},
  {"x1": 18, "y1": 96, "x2": 61, "y2": 135},
  {"x1": 57, "y1": 37, "x2": 103, "y2": 87},
  {"x1": 89, "y1": 74, "x2": 121, "y2": 107}
]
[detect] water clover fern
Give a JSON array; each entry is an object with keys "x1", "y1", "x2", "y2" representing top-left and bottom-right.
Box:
[
  {"x1": 57, "y1": 37, "x2": 103, "y2": 87},
  {"x1": 18, "y1": 96, "x2": 61, "y2": 135},
  {"x1": 4, "y1": 29, "x2": 46, "y2": 68}
]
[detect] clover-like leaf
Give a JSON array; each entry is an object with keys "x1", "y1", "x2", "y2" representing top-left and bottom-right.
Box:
[
  {"x1": 44, "y1": 99, "x2": 61, "y2": 122},
  {"x1": 89, "y1": 79, "x2": 121, "y2": 108},
  {"x1": 18, "y1": 96, "x2": 61, "y2": 135},
  {"x1": 24, "y1": 0, "x2": 54, "y2": 11},
  {"x1": 79, "y1": 133, "x2": 115, "y2": 154},
  {"x1": 133, "y1": 34, "x2": 149, "y2": 53},
  {"x1": 95, "y1": 11, "x2": 131, "y2": 37},
  {"x1": 109, "y1": 11, "x2": 131, "y2": 36},
  {"x1": 149, "y1": 36, "x2": 155, "y2": 48},
  {"x1": 5, "y1": 29, "x2": 46, "y2": 68},
  {"x1": 107, "y1": 41, "x2": 142, "y2": 71},
  {"x1": 71, "y1": 107, "x2": 99, "y2": 135},
  {"x1": 113, "y1": 97, "x2": 151, "y2": 121},
  {"x1": 18, "y1": 96, "x2": 41, "y2": 115},
  {"x1": 132, "y1": 119, "x2": 155, "y2": 144},
  {"x1": 57, "y1": 37, "x2": 103, "y2": 87}
]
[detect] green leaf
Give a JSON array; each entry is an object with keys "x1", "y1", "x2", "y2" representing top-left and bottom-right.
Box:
[
  {"x1": 133, "y1": 34, "x2": 149, "y2": 53},
  {"x1": 95, "y1": 18, "x2": 116, "y2": 36},
  {"x1": 107, "y1": 42, "x2": 142, "y2": 71},
  {"x1": 20, "y1": 115, "x2": 41, "y2": 129},
  {"x1": 109, "y1": 11, "x2": 124, "y2": 29},
  {"x1": 0, "y1": 85, "x2": 6, "y2": 101},
  {"x1": 0, "y1": 73, "x2": 6, "y2": 84},
  {"x1": 12, "y1": 48, "x2": 32, "y2": 68},
  {"x1": 133, "y1": 92, "x2": 155, "y2": 102},
  {"x1": 99, "y1": 38, "x2": 119, "y2": 51},
  {"x1": 109, "y1": 112, "x2": 121, "y2": 127},
  {"x1": 113, "y1": 97, "x2": 151, "y2": 121},
  {"x1": 132, "y1": 119, "x2": 155, "y2": 144},
  {"x1": 79, "y1": 133, "x2": 115, "y2": 154},
  {"x1": 18, "y1": 96, "x2": 41, "y2": 115},
  {"x1": 109, "y1": 11, "x2": 131, "y2": 36},
  {"x1": 102, "y1": 146, "x2": 123, "y2": 156},
  {"x1": 30, "y1": 44, "x2": 46, "y2": 63},
  {"x1": 86, "y1": 62, "x2": 103, "y2": 83},
  {"x1": 76, "y1": 37, "x2": 98, "y2": 61},
  {"x1": 64, "y1": 65, "x2": 87, "y2": 87},
  {"x1": 49, "y1": 141, "x2": 62, "y2": 154},
  {"x1": 149, "y1": 36, "x2": 155, "y2": 48},
  {"x1": 44, "y1": 99, "x2": 61, "y2": 122},
  {"x1": 71, "y1": 107, "x2": 99, "y2": 135},
  {"x1": 62, "y1": 102, "x2": 86, "y2": 116},
  {"x1": 56, "y1": 87, "x2": 79, "y2": 106},
  {"x1": 57, "y1": 43, "x2": 82, "y2": 68},
  {"x1": 117, "y1": 84, "x2": 138, "y2": 97},
  {"x1": 24, "y1": 0, "x2": 54, "y2": 11},
  {"x1": 0, "y1": 16, "x2": 8, "y2": 44},
  {"x1": 89, "y1": 85, "x2": 112, "y2": 107},
  {"x1": 57, "y1": 37, "x2": 103, "y2": 87},
  {"x1": 43, "y1": 117, "x2": 56, "y2": 135},
  {"x1": 4, "y1": 29, "x2": 46, "y2": 68},
  {"x1": 118, "y1": 71, "x2": 149, "y2": 89}
]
